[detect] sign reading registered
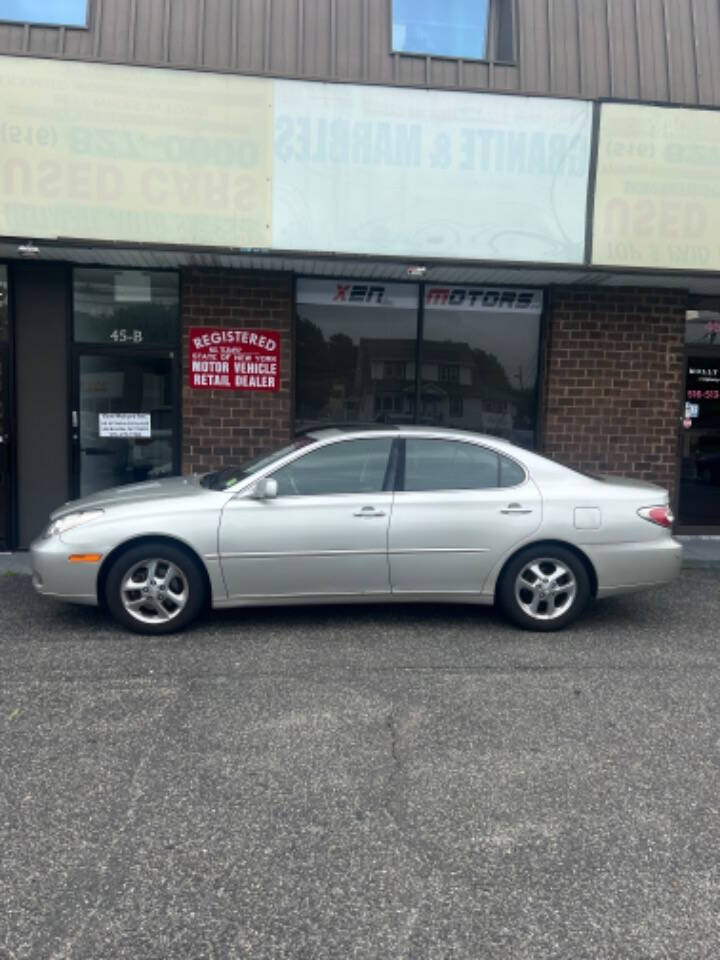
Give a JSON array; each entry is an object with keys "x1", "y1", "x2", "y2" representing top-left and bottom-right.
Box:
[{"x1": 189, "y1": 327, "x2": 280, "y2": 391}]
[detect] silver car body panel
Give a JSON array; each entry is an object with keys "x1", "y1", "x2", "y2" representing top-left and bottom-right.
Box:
[{"x1": 31, "y1": 427, "x2": 683, "y2": 611}]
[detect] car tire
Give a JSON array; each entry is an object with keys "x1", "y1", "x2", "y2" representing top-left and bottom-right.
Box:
[
  {"x1": 105, "y1": 542, "x2": 207, "y2": 635},
  {"x1": 498, "y1": 545, "x2": 591, "y2": 632}
]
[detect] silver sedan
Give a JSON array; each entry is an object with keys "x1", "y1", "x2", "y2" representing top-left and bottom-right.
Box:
[{"x1": 31, "y1": 426, "x2": 683, "y2": 634}]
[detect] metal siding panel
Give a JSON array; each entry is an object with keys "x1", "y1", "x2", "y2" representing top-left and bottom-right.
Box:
[
  {"x1": 62, "y1": 23, "x2": 96, "y2": 59},
  {"x1": 0, "y1": 25, "x2": 26, "y2": 51},
  {"x1": 335, "y1": 0, "x2": 364, "y2": 81},
  {"x1": 302, "y1": 0, "x2": 331, "y2": 77},
  {"x1": 270, "y1": 0, "x2": 300, "y2": 76},
  {"x1": 397, "y1": 56, "x2": 427, "y2": 86},
  {"x1": 491, "y1": 64, "x2": 519, "y2": 91},
  {"x1": 518, "y1": 0, "x2": 550, "y2": 93},
  {"x1": 95, "y1": 0, "x2": 131, "y2": 61},
  {"x1": 664, "y1": 0, "x2": 698, "y2": 104},
  {"x1": 459, "y1": 61, "x2": 491, "y2": 89},
  {"x1": 549, "y1": 0, "x2": 580, "y2": 96},
  {"x1": 693, "y1": 0, "x2": 720, "y2": 105},
  {"x1": 236, "y1": 0, "x2": 265, "y2": 73},
  {"x1": 22, "y1": 27, "x2": 56, "y2": 54},
  {"x1": 133, "y1": 0, "x2": 165, "y2": 64},
  {"x1": 202, "y1": 0, "x2": 234, "y2": 70},
  {"x1": 578, "y1": 0, "x2": 610, "y2": 98},
  {"x1": 167, "y1": 0, "x2": 198, "y2": 66},
  {"x1": 635, "y1": 0, "x2": 669, "y2": 101},
  {"x1": 606, "y1": 0, "x2": 640, "y2": 100},
  {"x1": 366, "y1": 0, "x2": 394, "y2": 85},
  {"x1": 429, "y1": 59, "x2": 463, "y2": 88}
]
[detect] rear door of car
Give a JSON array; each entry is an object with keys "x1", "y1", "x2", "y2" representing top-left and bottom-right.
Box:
[
  {"x1": 218, "y1": 436, "x2": 396, "y2": 600},
  {"x1": 387, "y1": 436, "x2": 542, "y2": 595}
]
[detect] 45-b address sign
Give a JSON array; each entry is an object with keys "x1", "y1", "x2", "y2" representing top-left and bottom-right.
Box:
[{"x1": 110, "y1": 328, "x2": 144, "y2": 343}]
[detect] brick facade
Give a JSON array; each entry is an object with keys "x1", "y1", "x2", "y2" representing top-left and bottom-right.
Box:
[
  {"x1": 541, "y1": 287, "x2": 686, "y2": 498},
  {"x1": 181, "y1": 268, "x2": 293, "y2": 475}
]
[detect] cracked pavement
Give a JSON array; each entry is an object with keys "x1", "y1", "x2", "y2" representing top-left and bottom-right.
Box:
[{"x1": 2, "y1": 569, "x2": 720, "y2": 959}]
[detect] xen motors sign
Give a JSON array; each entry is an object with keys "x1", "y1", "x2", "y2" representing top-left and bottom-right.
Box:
[
  {"x1": 424, "y1": 287, "x2": 541, "y2": 312},
  {"x1": 297, "y1": 279, "x2": 542, "y2": 314}
]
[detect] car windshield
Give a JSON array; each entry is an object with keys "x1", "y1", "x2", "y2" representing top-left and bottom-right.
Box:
[{"x1": 200, "y1": 437, "x2": 316, "y2": 490}]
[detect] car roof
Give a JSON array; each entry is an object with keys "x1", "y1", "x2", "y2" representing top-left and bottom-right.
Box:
[{"x1": 301, "y1": 424, "x2": 519, "y2": 448}]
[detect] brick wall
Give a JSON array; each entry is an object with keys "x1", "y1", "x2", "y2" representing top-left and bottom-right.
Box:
[
  {"x1": 542, "y1": 287, "x2": 686, "y2": 497},
  {"x1": 182, "y1": 268, "x2": 293, "y2": 475}
]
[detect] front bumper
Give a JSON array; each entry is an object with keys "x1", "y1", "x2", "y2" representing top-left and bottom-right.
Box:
[{"x1": 30, "y1": 536, "x2": 101, "y2": 606}]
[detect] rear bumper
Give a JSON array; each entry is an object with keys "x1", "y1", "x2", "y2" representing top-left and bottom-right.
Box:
[
  {"x1": 585, "y1": 537, "x2": 683, "y2": 598},
  {"x1": 30, "y1": 536, "x2": 99, "y2": 606}
]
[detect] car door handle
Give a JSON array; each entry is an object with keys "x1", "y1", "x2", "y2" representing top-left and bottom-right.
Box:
[
  {"x1": 353, "y1": 507, "x2": 386, "y2": 518},
  {"x1": 501, "y1": 503, "x2": 533, "y2": 514}
]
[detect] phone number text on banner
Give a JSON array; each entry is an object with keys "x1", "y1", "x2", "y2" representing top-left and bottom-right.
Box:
[{"x1": 189, "y1": 327, "x2": 280, "y2": 392}]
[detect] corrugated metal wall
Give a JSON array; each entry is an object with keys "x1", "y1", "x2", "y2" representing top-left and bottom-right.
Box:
[{"x1": 2, "y1": 0, "x2": 720, "y2": 106}]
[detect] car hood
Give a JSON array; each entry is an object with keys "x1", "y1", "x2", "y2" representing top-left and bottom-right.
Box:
[{"x1": 50, "y1": 475, "x2": 207, "y2": 519}]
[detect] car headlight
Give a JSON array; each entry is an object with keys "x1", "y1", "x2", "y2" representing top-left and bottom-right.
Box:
[{"x1": 42, "y1": 510, "x2": 105, "y2": 539}]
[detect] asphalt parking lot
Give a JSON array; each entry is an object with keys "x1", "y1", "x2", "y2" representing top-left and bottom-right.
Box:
[{"x1": 2, "y1": 569, "x2": 720, "y2": 960}]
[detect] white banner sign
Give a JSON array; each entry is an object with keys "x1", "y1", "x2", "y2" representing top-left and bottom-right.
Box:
[
  {"x1": 274, "y1": 81, "x2": 592, "y2": 264},
  {"x1": 99, "y1": 413, "x2": 151, "y2": 438}
]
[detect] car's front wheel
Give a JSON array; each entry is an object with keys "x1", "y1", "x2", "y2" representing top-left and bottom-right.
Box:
[
  {"x1": 498, "y1": 546, "x2": 591, "y2": 631},
  {"x1": 104, "y1": 542, "x2": 207, "y2": 635}
]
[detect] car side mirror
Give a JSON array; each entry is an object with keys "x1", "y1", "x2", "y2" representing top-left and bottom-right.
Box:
[{"x1": 253, "y1": 477, "x2": 278, "y2": 500}]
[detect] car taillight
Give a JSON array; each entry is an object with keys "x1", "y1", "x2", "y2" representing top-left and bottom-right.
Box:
[{"x1": 638, "y1": 505, "x2": 674, "y2": 528}]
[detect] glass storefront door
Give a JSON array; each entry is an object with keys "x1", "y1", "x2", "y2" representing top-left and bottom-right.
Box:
[
  {"x1": 72, "y1": 268, "x2": 180, "y2": 499},
  {"x1": 75, "y1": 353, "x2": 177, "y2": 498}
]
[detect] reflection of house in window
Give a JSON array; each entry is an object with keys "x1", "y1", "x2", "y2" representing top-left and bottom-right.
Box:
[
  {"x1": 358, "y1": 337, "x2": 518, "y2": 433},
  {"x1": 438, "y1": 364, "x2": 460, "y2": 383},
  {"x1": 383, "y1": 360, "x2": 407, "y2": 379}
]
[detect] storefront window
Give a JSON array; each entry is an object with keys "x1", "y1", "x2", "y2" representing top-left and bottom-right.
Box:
[
  {"x1": 73, "y1": 269, "x2": 179, "y2": 345},
  {"x1": 678, "y1": 306, "x2": 720, "y2": 527},
  {"x1": 0, "y1": 266, "x2": 8, "y2": 341},
  {"x1": 295, "y1": 279, "x2": 543, "y2": 448},
  {"x1": 295, "y1": 280, "x2": 419, "y2": 430},
  {"x1": 686, "y1": 308, "x2": 720, "y2": 345},
  {"x1": 422, "y1": 289, "x2": 543, "y2": 447}
]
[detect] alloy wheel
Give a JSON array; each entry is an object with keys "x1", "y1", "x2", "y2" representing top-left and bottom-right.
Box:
[{"x1": 513, "y1": 557, "x2": 577, "y2": 622}]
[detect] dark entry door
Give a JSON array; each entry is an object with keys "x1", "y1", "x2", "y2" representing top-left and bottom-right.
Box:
[
  {"x1": 678, "y1": 353, "x2": 720, "y2": 528},
  {"x1": 0, "y1": 344, "x2": 10, "y2": 548},
  {"x1": 73, "y1": 351, "x2": 178, "y2": 499}
]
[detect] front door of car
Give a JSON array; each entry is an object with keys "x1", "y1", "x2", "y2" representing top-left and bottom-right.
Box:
[
  {"x1": 388, "y1": 437, "x2": 542, "y2": 595},
  {"x1": 218, "y1": 437, "x2": 396, "y2": 600}
]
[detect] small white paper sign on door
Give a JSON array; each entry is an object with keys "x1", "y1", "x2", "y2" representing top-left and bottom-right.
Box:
[{"x1": 98, "y1": 413, "x2": 152, "y2": 438}]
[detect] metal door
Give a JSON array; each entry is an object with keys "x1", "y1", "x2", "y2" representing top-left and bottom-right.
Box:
[
  {"x1": 73, "y1": 350, "x2": 179, "y2": 499},
  {"x1": 218, "y1": 437, "x2": 395, "y2": 600},
  {"x1": 388, "y1": 437, "x2": 542, "y2": 595}
]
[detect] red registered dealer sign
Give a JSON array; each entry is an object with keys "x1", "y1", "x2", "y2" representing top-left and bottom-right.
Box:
[{"x1": 189, "y1": 327, "x2": 280, "y2": 391}]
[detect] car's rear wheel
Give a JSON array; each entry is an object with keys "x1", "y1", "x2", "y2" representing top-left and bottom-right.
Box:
[
  {"x1": 498, "y1": 546, "x2": 591, "y2": 631},
  {"x1": 105, "y1": 542, "x2": 206, "y2": 635}
]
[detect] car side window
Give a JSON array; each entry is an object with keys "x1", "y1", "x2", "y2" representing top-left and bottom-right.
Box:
[
  {"x1": 403, "y1": 438, "x2": 524, "y2": 491},
  {"x1": 271, "y1": 438, "x2": 394, "y2": 496}
]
